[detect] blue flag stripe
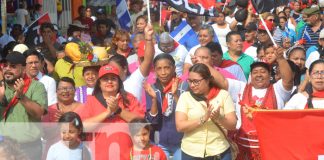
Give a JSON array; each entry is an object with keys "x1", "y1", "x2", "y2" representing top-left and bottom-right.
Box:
[{"x1": 116, "y1": 0, "x2": 131, "y2": 31}]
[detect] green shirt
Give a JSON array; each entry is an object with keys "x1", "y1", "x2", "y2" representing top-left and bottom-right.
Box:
[
  {"x1": 223, "y1": 51, "x2": 254, "y2": 80},
  {"x1": 54, "y1": 58, "x2": 85, "y2": 87},
  {"x1": 0, "y1": 80, "x2": 47, "y2": 143}
]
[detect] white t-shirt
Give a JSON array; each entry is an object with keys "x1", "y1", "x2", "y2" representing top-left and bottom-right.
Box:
[
  {"x1": 212, "y1": 23, "x2": 231, "y2": 52},
  {"x1": 184, "y1": 44, "x2": 201, "y2": 65},
  {"x1": 15, "y1": 9, "x2": 29, "y2": 27},
  {"x1": 305, "y1": 50, "x2": 319, "y2": 69},
  {"x1": 46, "y1": 141, "x2": 91, "y2": 160},
  {"x1": 154, "y1": 44, "x2": 188, "y2": 76},
  {"x1": 227, "y1": 79, "x2": 292, "y2": 129},
  {"x1": 124, "y1": 68, "x2": 146, "y2": 101},
  {"x1": 284, "y1": 92, "x2": 324, "y2": 109},
  {"x1": 37, "y1": 72, "x2": 57, "y2": 106}
]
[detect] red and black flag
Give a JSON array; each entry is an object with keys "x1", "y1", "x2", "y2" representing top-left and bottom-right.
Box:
[
  {"x1": 25, "y1": 13, "x2": 51, "y2": 47},
  {"x1": 164, "y1": 0, "x2": 221, "y2": 16}
]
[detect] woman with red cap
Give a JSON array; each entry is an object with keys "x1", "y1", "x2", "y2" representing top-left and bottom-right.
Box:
[
  {"x1": 256, "y1": 20, "x2": 275, "y2": 46},
  {"x1": 75, "y1": 64, "x2": 145, "y2": 160}
]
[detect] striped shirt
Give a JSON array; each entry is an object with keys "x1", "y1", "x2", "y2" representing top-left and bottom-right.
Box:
[{"x1": 303, "y1": 25, "x2": 323, "y2": 50}]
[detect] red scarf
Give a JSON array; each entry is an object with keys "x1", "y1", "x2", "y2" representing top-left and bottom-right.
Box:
[
  {"x1": 206, "y1": 87, "x2": 220, "y2": 105},
  {"x1": 312, "y1": 91, "x2": 324, "y2": 98},
  {"x1": 235, "y1": 84, "x2": 277, "y2": 158},
  {"x1": 2, "y1": 75, "x2": 32, "y2": 121},
  {"x1": 304, "y1": 91, "x2": 324, "y2": 109},
  {"x1": 220, "y1": 60, "x2": 238, "y2": 68},
  {"x1": 239, "y1": 84, "x2": 277, "y2": 109},
  {"x1": 161, "y1": 78, "x2": 180, "y2": 113}
]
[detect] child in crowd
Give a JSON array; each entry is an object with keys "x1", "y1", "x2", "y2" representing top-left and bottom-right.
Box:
[
  {"x1": 46, "y1": 112, "x2": 91, "y2": 160},
  {"x1": 129, "y1": 119, "x2": 167, "y2": 160}
]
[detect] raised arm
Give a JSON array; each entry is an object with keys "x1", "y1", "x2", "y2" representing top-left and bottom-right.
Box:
[
  {"x1": 205, "y1": 64, "x2": 229, "y2": 90},
  {"x1": 139, "y1": 24, "x2": 155, "y2": 77},
  {"x1": 276, "y1": 47, "x2": 294, "y2": 91}
]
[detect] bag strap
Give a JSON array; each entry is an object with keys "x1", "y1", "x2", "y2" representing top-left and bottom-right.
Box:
[{"x1": 213, "y1": 118, "x2": 232, "y2": 143}]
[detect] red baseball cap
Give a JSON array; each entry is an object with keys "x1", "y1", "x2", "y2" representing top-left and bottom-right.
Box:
[
  {"x1": 98, "y1": 64, "x2": 120, "y2": 78},
  {"x1": 137, "y1": 40, "x2": 145, "y2": 58},
  {"x1": 258, "y1": 20, "x2": 274, "y2": 31}
]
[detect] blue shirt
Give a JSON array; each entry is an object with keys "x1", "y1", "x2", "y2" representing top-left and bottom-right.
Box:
[{"x1": 223, "y1": 51, "x2": 255, "y2": 80}]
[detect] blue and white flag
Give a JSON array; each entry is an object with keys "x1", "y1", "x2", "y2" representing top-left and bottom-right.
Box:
[
  {"x1": 116, "y1": 0, "x2": 131, "y2": 31},
  {"x1": 170, "y1": 21, "x2": 197, "y2": 45},
  {"x1": 303, "y1": 27, "x2": 312, "y2": 43}
]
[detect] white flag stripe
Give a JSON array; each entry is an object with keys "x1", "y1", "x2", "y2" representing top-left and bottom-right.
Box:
[{"x1": 173, "y1": 24, "x2": 192, "y2": 42}]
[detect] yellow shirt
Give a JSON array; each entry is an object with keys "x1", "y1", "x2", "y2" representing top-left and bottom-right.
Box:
[
  {"x1": 176, "y1": 90, "x2": 235, "y2": 158},
  {"x1": 54, "y1": 58, "x2": 85, "y2": 87}
]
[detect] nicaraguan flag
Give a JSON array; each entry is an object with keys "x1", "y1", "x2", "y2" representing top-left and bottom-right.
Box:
[
  {"x1": 116, "y1": 0, "x2": 131, "y2": 31},
  {"x1": 303, "y1": 27, "x2": 312, "y2": 43},
  {"x1": 170, "y1": 21, "x2": 197, "y2": 45}
]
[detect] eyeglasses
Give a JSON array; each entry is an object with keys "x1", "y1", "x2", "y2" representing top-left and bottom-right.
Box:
[
  {"x1": 310, "y1": 70, "x2": 324, "y2": 79},
  {"x1": 57, "y1": 87, "x2": 75, "y2": 92},
  {"x1": 187, "y1": 78, "x2": 205, "y2": 86}
]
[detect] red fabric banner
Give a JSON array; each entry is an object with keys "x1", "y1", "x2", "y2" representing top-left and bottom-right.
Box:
[{"x1": 253, "y1": 110, "x2": 324, "y2": 160}]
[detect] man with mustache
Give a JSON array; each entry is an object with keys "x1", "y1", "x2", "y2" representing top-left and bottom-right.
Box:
[{"x1": 0, "y1": 51, "x2": 47, "y2": 160}]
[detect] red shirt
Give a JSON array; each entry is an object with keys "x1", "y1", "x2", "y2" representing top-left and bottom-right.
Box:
[
  {"x1": 75, "y1": 93, "x2": 145, "y2": 160},
  {"x1": 130, "y1": 145, "x2": 167, "y2": 160},
  {"x1": 74, "y1": 17, "x2": 94, "y2": 32},
  {"x1": 243, "y1": 41, "x2": 253, "y2": 52}
]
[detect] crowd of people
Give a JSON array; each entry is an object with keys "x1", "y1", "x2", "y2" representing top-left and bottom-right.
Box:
[{"x1": 0, "y1": 0, "x2": 324, "y2": 160}]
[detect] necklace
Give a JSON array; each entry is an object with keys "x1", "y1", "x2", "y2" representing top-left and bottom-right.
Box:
[{"x1": 130, "y1": 147, "x2": 152, "y2": 160}]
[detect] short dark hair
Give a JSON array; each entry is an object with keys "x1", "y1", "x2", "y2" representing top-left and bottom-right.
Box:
[
  {"x1": 57, "y1": 77, "x2": 76, "y2": 89},
  {"x1": 82, "y1": 66, "x2": 100, "y2": 76},
  {"x1": 263, "y1": 43, "x2": 274, "y2": 51},
  {"x1": 250, "y1": 62, "x2": 271, "y2": 73},
  {"x1": 96, "y1": 19, "x2": 110, "y2": 28},
  {"x1": 226, "y1": 31, "x2": 241, "y2": 42},
  {"x1": 279, "y1": 16, "x2": 287, "y2": 22},
  {"x1": 40, "y1": 22, "x2": 54, "y2": 32},
  {"x1": 205, "y1": 42, "x2": 223, "y2": 56},
  {"x1": 35, "y1": 3, "x2": 42, "y2": 11},
  {"x1": 78, "y1": 5, "x2": 86, "y2": 13},
  {"x1": 23, "y1": 49, "x2": 44, "y2": 62}
]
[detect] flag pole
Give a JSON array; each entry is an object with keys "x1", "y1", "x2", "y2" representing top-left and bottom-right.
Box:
[
  {"x1": 259, "y1": 15, "x2": 277, "y2": 47},
  {"x1": 159, "y1": 1, "x2": 162, "y2": 26},
  {"x1": 1, "y1": 0, "x2": 7, "y2": 34},
  {"x1": 146, "y1": 0, "x2": 151, "y2": 24},
  {"x1": 222, "y1": 0, "x2": 227, "y2": 12}
]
